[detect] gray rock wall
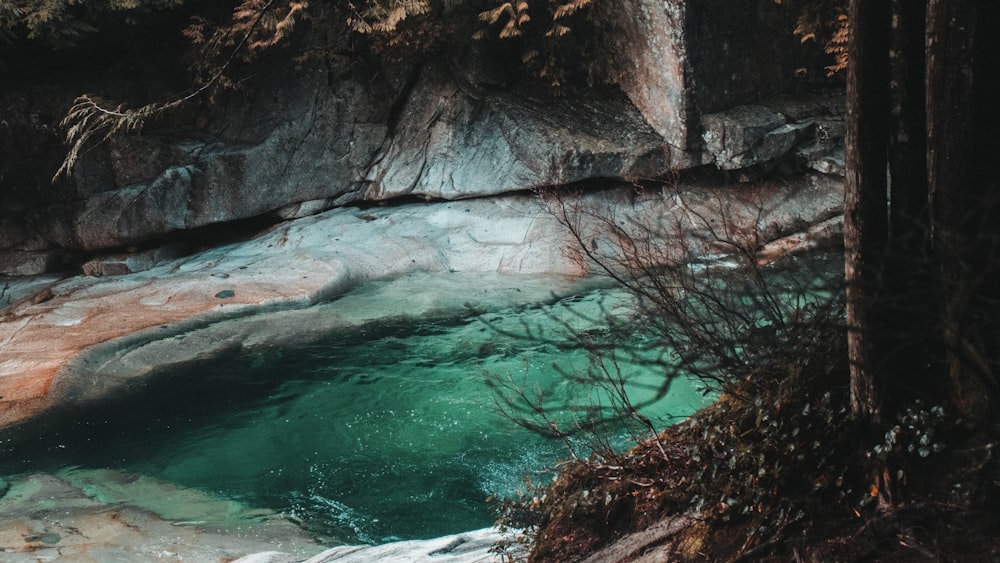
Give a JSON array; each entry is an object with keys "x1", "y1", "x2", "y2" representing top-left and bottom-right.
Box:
[
  {"x1": 365, "y1": 65, "x2": 673, "y2": 200},
  {"x1": 0, "y1": 3, "x2": 841, "y2": 276},
  {"x1": 601, "y1": 0, "x2": 695, "y2": 153},
  {"x1": 604, "y1": 0, "x2": 813, "y2": 153},
  {"x1": 2, "y1": 57, "x2": 684, "y2": 270}
]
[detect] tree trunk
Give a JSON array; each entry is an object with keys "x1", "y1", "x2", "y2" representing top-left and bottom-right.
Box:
[
  {"x1": 926, "y1": 0, "x2": 1000, "y2": 424},
  {"x1": 844, "y1": 0, "x2": 891, "y2": 420},
  {"x1": 881, "y1": 0, "x2": 943, "y2": 407}
]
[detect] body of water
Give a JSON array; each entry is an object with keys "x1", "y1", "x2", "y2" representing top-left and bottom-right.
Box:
[{"x1": 0, "y1": 286, "x2": 714, "y2": 544}]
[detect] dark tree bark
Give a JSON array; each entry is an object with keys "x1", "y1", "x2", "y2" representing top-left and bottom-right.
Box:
[
  {"x1": 886, "y1": 0, "x2": 927, "y2": 233},
  {"x1": 882, "y1": 0, "x2": 944, "y2": 408},
  {"x1": 926, "y1": 0, "x2": 1000, "y2": 424},
  {"x1": 847, "y1": 0, "x2": 999, "y2": 427},
  {"x1": 844, "y1": 0, "x2": 890, "y2": 420}
]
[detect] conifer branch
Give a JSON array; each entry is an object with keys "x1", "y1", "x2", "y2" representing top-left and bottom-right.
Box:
[{"x1": 53, "y1": 0, "x2": 286, "y2": 182}]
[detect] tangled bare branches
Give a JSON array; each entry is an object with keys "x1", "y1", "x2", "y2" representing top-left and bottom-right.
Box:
[
  {"x1": 546, "y1": 185, "x2": 841, "y2": 391},
  {"x1": 487, "y1": 185, "x2": 843, "y2": 466}
]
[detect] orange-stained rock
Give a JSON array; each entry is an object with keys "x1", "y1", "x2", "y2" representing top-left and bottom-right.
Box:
[{"x1": 0, "y1": 195, "x2": 580, "y2": 429}]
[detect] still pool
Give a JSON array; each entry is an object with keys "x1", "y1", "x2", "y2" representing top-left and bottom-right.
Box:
[{"x1": 0, "y1": 287, "x2": 715, "y2": 545}]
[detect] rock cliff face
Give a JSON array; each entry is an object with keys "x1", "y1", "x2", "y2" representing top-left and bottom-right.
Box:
[
  {"x1": 597, "y1": 0, "x2": 822, "y2": 153},
  {"x1": 0, "y1": 0, "x2": 841, "y2": 277},
  {"x1": 0, "y1": 59, "x2": 680, "y2": 272}
]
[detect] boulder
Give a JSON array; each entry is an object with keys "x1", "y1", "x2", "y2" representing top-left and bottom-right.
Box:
[
  {"x1": 0, "y1": 470, "x2": 322, "y2": 562},
  {"x1": 80, "y1": 242, "x2": 188, "y2": 277},
  {"x1": 0, "y1": 250, "x2": 64, "y2": 277},
  {"x1": 54, "y1": 68, "x2": 390, "y2": 251},
  {"x1": 798, "y1": 142, "x2": 846, "y2": 176},
  {"x1": 700, "y1": 92, "x2": 845, "y2": 172},
  {"x1": 365, "y1": 65, "x2": 673, "y2": 200},
  {"x1": 701, "y1": 104, "x2": 792, "y2": 169}
]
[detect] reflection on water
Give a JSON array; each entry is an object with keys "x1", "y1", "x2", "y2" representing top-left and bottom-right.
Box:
[{"x1": 0, "y1": 286, "x2": 723, "y2": 544}]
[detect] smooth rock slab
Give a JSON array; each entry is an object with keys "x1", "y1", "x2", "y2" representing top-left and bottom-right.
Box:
[
  {"x1": 0, "y1": 194, "x2": 580, "y2": 428},
  {"x1": 0, "y1": 470, "x2": 323, "y2": 562},
  {"x1": 0, "y1": 177, "x2": 843, "y2": 430},
  {"x1": 235, "y1": 528, "x2": 511, "y2": 563}
]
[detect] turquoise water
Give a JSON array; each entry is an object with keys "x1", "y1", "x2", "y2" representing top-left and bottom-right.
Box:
[{"x1": 0, "y1": 287, "x2": 714, "y2": 545}]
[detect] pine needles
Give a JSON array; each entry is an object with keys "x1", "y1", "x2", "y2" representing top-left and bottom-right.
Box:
[
  {"x1": 53, "y1": 0, "x2": 307, "y2": 181},
  {"x1": 54, "y1": 95, "x2": 179, "y2": 182}
]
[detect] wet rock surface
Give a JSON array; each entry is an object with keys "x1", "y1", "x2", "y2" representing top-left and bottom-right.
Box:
[
  {"x1": 0, "y1": 470, "x2": 322, "y2": 562},
  {"x1": 233, "y1": 528, "x2": 511, "y2": 563},
  {"x1": 0, "y1": 194, "x2": 583, "y2": 429},
  {"x1": 0, "y1": 175, "x2": 842, "y2": 431},
  {"x1": 0, "y1": 470, "x2": 513, "y2": 561}
]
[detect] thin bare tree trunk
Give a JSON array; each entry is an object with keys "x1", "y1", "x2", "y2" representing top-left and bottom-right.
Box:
[{"x1": 881, "y1": 0, "x2": 943, "y2": 407}]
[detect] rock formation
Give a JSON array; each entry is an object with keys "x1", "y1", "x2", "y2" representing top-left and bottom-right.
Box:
[
  {"x1": 232, "y1": 528, "x2": 509, "y2": 563},
  {"x1": 0, "y1": 1, "x2": 846, "y2": 559},
  {"x1": 602, "y1": 0, "x2": 814, "y2": 154},
  {"x1": 0, "y1": 1, "x2": 841, "y2": 277},
  {"x1": 0, "y1": 175, "x2": 842, "y2": 430}
]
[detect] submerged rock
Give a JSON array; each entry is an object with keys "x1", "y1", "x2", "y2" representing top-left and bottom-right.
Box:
[{"x1": 0, "y1": 470, "x2": 322, "y2": 562}]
